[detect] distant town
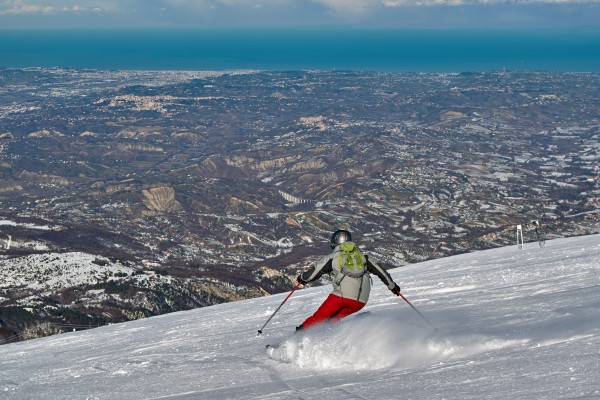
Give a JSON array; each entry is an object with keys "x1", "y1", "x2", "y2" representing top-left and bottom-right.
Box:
[{"x1": 1, "y1": 68, "x2": 598, "y2": 342}]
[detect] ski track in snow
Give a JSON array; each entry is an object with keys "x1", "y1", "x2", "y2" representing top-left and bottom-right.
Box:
[{"x1": 0, "y1": 235, "x2": 599, "y2": 399}]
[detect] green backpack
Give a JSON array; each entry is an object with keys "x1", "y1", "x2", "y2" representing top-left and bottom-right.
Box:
[{"x1": 338, "y1": 242, "x2": 367, "y2": 278}]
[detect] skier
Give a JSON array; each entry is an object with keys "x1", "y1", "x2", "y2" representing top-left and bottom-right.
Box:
[{"x1": 296, "y1": 229, "x2": 401, "y2": 330}]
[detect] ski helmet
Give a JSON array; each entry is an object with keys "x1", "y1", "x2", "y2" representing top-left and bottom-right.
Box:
[{"x1": 330, "y1": 229, "x2": 352, "y2": 248}]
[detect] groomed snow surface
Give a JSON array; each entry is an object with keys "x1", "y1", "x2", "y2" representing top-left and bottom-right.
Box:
[{"x1": 1, "y1": 235, "x2": 599, "y2": 399}]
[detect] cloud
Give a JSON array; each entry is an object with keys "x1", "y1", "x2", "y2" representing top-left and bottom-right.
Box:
[
  {"x1": 309, "y1": 0, "x2": 377, "y2": 18},
  {"x1": 385, "y1": 0, "x2": 471, "y2": 5},
  {"x1": 0, "y1": 0, "x2": 54, "y2": 14},
  {"x1": 160, "y1": 0, "x2": 215, "y2": 13},
  {"x1": 0, "y1": 0, "x2": 122, "y2": 15},
  {"x1": 306, "y1": 0, "x2": 600, "y2": 20},
  {"x1": 161, "y1": 0, "x2": 291, "y2": 11},
  {"x1": 382, "y1": 0, "x2": 600, "y2": 5},
  {"x1": 216, "y1": 0, "x2": 290, "y2": 6},
  {"x1": 0, "y1": 0, "x2": 598, "y2": 28}
]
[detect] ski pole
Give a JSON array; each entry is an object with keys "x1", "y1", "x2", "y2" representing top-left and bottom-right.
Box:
[
  {"x1": 397, "y1": 292, "x2": 437, "y2": 330},
  {"x1": 257, "y1": 281, "x2": 302, "y2": 335}
]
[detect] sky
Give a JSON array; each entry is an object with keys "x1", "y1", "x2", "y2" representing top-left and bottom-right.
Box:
[
  {"x1": 0, "y1": 0, "x2": 600, "y2": 29},
  {"x1": 0, "y1": 234, "x2": 598, "y2": 399}
]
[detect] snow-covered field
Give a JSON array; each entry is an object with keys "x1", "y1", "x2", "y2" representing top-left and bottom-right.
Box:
[{"x1": 1, "y1": 235, "x2": 599, "y2": 399}]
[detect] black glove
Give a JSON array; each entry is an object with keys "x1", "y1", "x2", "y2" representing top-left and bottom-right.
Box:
[
  {"x1": 297, "y1": 275, "x2": 307, "y2": 285},
  {"x1": 391, "y1": 284, "x2": 401, "y2": 295}
]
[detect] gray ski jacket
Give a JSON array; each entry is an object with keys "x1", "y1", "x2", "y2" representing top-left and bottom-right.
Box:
[{"x1": 299, "y1": 243, "x2": 398, "y2": 303}]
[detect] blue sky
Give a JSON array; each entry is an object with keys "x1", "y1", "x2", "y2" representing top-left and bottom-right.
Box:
[{"x1": 0, "y1": 0, "x2": 599, "y2": 29}]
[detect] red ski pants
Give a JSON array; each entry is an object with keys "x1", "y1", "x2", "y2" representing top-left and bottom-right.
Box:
[{"x1": 301, "y1": 294, "x2": 365, "y2": 329}]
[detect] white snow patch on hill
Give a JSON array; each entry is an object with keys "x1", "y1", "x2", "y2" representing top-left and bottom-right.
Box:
[
  {"x1": 0, "y1": 220, "x2": 55, "y2": 231},
  {"x1": 0, "y1": 235, "x2": 599, "y2": 399},
  {"x1": 0, "y1": 252, "x2": 136, "y2": 292}
]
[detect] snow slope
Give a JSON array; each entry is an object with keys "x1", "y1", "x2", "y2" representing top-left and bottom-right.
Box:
[{"x1": 1, "y1": 235, "x2": 599, "y2": 399}]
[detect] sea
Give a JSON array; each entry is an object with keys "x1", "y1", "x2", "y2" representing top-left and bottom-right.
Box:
[{"x1": 1, "y1": 27, "x2": 600, "y2": 72}]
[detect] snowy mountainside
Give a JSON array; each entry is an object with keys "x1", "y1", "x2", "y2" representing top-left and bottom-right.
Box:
[
  {"x1": 0, "y1": 251, "x2": 272, "y2": 341},
  {"x1": 1, "y1": 235, "x2": 599, "y2": 399},
  {"x1": 0, "y1": 252, "x2": 139, "y2": 292}
]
